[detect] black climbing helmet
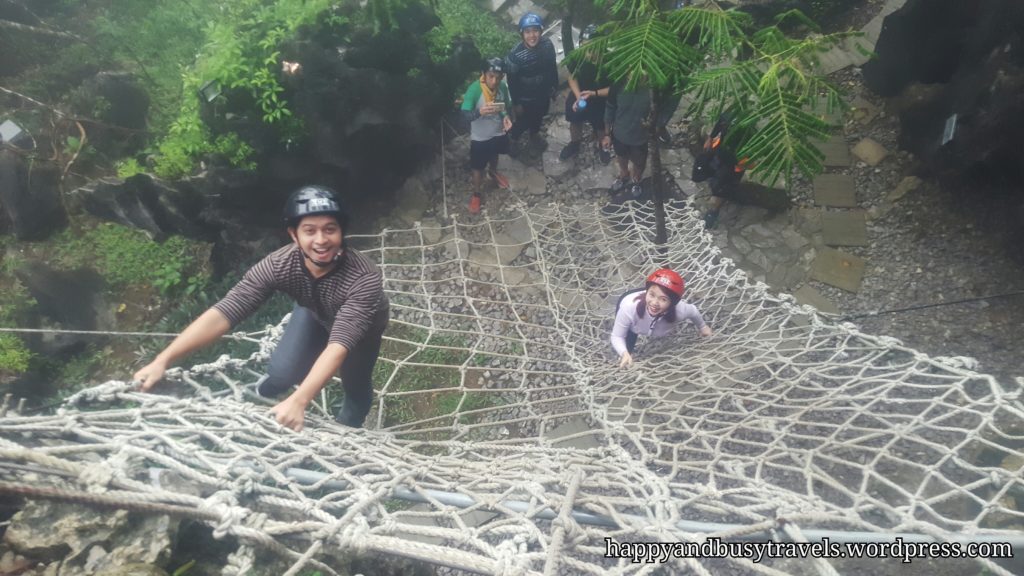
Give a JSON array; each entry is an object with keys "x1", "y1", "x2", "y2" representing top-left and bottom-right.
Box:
[
  {"x1": 580, "y1": 24, "x2": 600, "y2": 42},
  {"x1": 283, "y1": 185, "x2": 348, "y2": 229},
  {"x1": 483, "y1": 57, "x2": 506, "y2": 74}
]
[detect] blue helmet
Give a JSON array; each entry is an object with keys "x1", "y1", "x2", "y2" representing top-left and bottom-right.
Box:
[{"x1": 519, "y1": 13, "x2": 543, "y2": 32}]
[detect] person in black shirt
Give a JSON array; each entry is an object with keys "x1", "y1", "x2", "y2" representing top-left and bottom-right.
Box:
[
  {"x1": 559, "y1": 24, "x2": 613, "y2": 164},
  {"x1": 505, "y1": 13, "x2": 558, "y2": 151}
]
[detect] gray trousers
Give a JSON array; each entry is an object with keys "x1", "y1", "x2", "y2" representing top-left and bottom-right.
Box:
[{"x1": 261, "y1": 304, "x2": 388, "y2": 428}]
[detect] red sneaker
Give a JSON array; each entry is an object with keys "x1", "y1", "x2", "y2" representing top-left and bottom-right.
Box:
[
  {"x1": 468, "y1": 193, "x2": 481, "y2": 214},
  {"x1": 489, "y1": 171, "x2": 510, "y2": 190}
]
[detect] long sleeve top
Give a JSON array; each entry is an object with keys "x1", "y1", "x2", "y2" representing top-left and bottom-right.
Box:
[
  {"x1": 610, "y1": 289, "x2": 707, "y2": 356},
  {"x1": 213, "y1": 244, "x2": 389, "y2": 351},
  {"x1": 505, "y1": 37, "x2": 558, "y2": 103},
  {"x1": 460, "y1": 79, "x2": 512, "y2": 142}
]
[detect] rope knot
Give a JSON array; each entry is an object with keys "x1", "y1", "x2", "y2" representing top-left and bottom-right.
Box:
[
  {"x1": 337, "y1": 517, "x2": 372, "y2": 554},
  {"x1": 200, "y1": 490, "x2": 247, "y2": 539},
  {"x1": 78, "y1": 462, "x2": 114, "y2": 492},
  {"x1": 492, "y1": 541, "x2": 528, "y2": 576}
]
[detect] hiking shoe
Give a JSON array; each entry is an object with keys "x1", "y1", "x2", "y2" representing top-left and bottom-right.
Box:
[
  {"x1": 559, "y1": 141, "x2": 581, "y2": 160},
  {"x1": 703, "y1": 210, "x2": 720, "y2": 230},
  {"x1": 628, "y1": 181, "x2": 643, "y2": 199},
  {"x1": 598, "y1": 146, "x2": 613, "y2": 165},
  {"x1": 488, "y1": 171, "x2": 510, "y2": 189},
  {"x1": 468, "y1": 193, "x2": 482, "y2": 214},
  {"x1": 656, "y1": 127, "x2": 672, "y2": 146},
  {"x1": 610, "y1": 176, "x2": 629, "y2": 194}
]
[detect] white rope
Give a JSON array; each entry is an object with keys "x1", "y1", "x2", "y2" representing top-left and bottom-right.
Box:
[{"x1": 2, "y1": 201, "x2": 1021, "y2": 575}]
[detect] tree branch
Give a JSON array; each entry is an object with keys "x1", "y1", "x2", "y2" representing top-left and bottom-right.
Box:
[
  {"x1": 0, "y1": 85, "x2": 151, "y2": 134},
  {"x1": 0, "y1": 17, "x2": 83, "y2": 41}
]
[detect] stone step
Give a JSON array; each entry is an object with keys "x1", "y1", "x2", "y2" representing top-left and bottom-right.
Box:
[
  {"x1": 813, "y1": 174, "x2": 858, "y2": 208},
  {"x1": 820, "y1": 135, "x2": 852, "y2": 167},
  {"x1": 810, "y1": 248, "x2": 866, "y2": 293},
  {"x1": 792, "y1": 284, "x2": 840, "y2": 315},
  {"x1": 821, "y1": 210, "x2": 868, "y2": 247}
]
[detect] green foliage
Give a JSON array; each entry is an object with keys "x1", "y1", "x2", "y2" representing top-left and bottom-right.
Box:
[
  {"x1": 428, "y1": 0, "x2": 518, "y2": 63},
  {"x1": 89, "y1": 0, "x2": 212, "y2": 132},
  {"x1": 0, "y1": 335, "x2": 32, "y2": 375},
  {"x1": 572, "y1": 1, "x2": 851, "y2": 188},
  {"x1": 150, "y1": 0, "x2": 335, "y2": 176},
  {"x1": 51, "y1": 223, "x2": 210, "y2": 296},
  {"x1": 0, "y1": 276, "x2": 36, "y2": 377},
  {"x1": 171, "y1": 559, "x2": 196, "y2": 576},
  {"x1": 116, "y1": 158, "x2": 145, "y2": 178}
]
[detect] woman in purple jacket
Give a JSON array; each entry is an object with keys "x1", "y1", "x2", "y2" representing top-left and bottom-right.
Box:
[{"x1": 611, "y1": 268, "x2": 712, "y2": 368}]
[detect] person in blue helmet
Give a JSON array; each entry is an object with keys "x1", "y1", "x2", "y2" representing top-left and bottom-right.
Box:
[
  {"x1": 134, "y1": 186, "x2": 390, "y2": 432},
  {"x1": 505, "y1": 12, "x2": 558, "y2": 152},
  {"x1": 560, "y1": 24, "x2": 613, "y2": 164}
]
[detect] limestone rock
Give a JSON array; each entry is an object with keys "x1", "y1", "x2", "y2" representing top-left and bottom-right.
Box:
[
  {"x1": 393, "y1": 176, "x2": 430, "y2": 227},
  {"x1": 4, "y1": 500, "x2": 177, "y2": 574},
  {"x1": 79, "y1": 174, "x2": 205, "y2": 240},
  {"x1": 851, "y1": 138, "x2": 889, "y2": 166},
  {"x1": 0, "y1": 150, "x2": 67, "y2": 240},
  {"x1": 887, "y1": 175, "x2": 922, "y2": 202}
]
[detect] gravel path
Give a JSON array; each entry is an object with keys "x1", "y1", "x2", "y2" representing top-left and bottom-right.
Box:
[{"x1": 788, "y1": 72, "x2": 1024, "y2": 387}]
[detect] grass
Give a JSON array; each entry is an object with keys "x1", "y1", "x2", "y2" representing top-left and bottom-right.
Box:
[{"x1": 373, "y1": 324, "x2": 511, "y2": 429}]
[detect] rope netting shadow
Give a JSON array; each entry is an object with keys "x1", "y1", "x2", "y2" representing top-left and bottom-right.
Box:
[{"x1": 2, "y1": 201, "x2": 1023, "y2": 575}]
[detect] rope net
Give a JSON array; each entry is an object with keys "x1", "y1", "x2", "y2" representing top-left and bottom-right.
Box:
[{"x1": 2, "y1": 201, "x2": 1023, "y2": 575}]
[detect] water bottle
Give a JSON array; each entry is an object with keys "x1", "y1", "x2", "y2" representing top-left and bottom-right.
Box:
[{"x1": 577, "y1": 98, "x2": 587, "y2": 110}]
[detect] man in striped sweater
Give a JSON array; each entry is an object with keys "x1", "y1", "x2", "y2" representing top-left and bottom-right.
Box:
[{"x1": 134, "y1": 186, "x2": 389, "y2": 432}]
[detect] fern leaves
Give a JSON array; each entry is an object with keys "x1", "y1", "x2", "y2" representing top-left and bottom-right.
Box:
[{"x1": 602, "y1": 16, "x2": 695, "y2": 91}]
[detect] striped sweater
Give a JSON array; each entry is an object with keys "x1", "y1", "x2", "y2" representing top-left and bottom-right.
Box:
[{"x1": 213, "y1": 244, "x2": 388, "y2": 351}]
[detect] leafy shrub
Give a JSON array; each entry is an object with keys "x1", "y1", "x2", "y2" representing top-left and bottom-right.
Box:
[
  {"x1": 52, "y1": 223, "x2": 210, "y2": 296},
  {"x1": 116, "y1": 158, "x2": 145, "y2": 178},
  {"x1": 428, "y1": 0, "x2": 518, "y2": 64},
  {"x1": 0, "y1": 335, "x2": 32, "y2": 375}
]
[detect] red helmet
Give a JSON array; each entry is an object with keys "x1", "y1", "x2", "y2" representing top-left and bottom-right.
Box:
[{"x1": 646, "y1": 268, "x2": 685, "y2": 299}]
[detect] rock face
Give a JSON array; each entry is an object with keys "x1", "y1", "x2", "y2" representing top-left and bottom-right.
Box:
[
  {"x1": 263, "y1": 3, "x2": 474, "y2": 213},
  {"x1": 68, "y1": 71, "x2": 150, "y2": 157},
  {"x1": 4, "y1": 498, "x2": 177, "y2": 576},
  {"x1": 0, "y1": 150, "x2": 68, "y2": 240},
  {"x1": 79, "y1": 174, "x2": 206, "y2": 240},
  {"x1": 863, "y1": 0, "x2": 1024, "y2": 245},
  {"x1": 14, "y1": 264, "x2": 112, "y2": 358}
]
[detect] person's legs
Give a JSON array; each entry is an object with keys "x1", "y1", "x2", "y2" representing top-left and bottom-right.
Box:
[
  {"x1": 336, "y1": 310, "x2": 389, "y2": 428},
  {"x1": 257, "y1": 305, "x2": 328, "y2": 397},
  {"x1": 704, "y1": 195, "x2": 726, "y2": 229},
  {"x1": 486, "y1": 153, "x2": 508, "y2": 189},
  {"x1": 625, "y1": 143, "x2": 649, "y2": 198},
  {"x1": 526, "y1": 100, "x2": 546, "y2": 136},
  {"x1": 468, "y1": 140, "x2": 489, "y2": 213},
  {"x1": 611, "y1": 136, "x2": 632, "y2": 192},
  {"x1": 656, "y1": 92, "x2": 682, "y2": 145},
  {"x1": 507, "y1": 104, "x2": 527, "y2": 141},
  {"x1": 588, "y1": 101, "x2": 611, "y2": 163},
  {"x1": 630, "y1": 143, "x2": 649, "y2": 182}
]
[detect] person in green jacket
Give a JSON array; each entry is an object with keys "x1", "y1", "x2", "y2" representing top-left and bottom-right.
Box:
[{"x1": 460, "y1": 57, "x2": 514, "y2": 214}]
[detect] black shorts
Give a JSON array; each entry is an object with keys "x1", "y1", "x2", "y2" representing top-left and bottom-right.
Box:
[
  {"x1": 612, "y1": 136, "x2": 648, "y2": 165},
  {"x1": 469, "y1": 135, "x2": 509, "y2": 170},
  {"x1": 565, "y1": 95, "x2": 606, "y2": 131}
]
